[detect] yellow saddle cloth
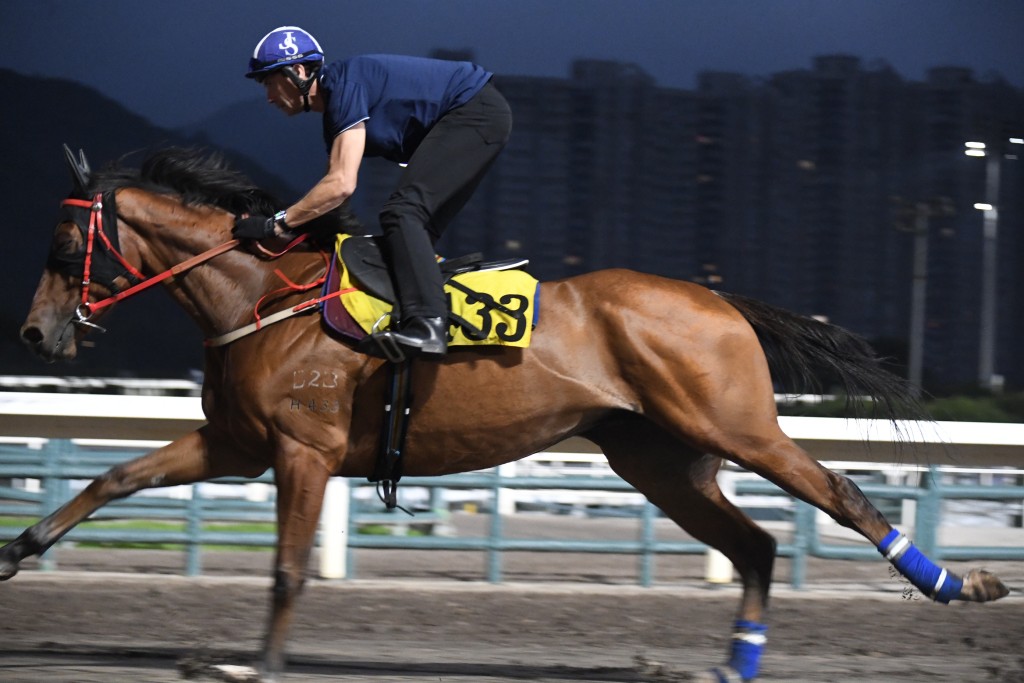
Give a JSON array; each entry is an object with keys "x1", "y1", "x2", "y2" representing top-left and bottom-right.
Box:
[{"x1": 334, "y1": 235, "x2": 538, "y2": 348}]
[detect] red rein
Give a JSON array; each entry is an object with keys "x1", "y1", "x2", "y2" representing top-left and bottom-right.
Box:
[{"x1": 60, "y1": 194, "x2": 324, "y2": 329}]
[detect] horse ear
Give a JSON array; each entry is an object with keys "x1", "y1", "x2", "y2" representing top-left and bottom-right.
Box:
[{"x1": 62, "y1": 144, "x2": 92, "y2": 194}]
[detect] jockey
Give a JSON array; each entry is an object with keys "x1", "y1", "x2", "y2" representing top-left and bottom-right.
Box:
[{"x1": 234, "y1": 26, "x2": 513, "y2": 357}]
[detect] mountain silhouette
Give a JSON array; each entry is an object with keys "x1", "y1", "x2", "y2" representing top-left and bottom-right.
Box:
[
  {"x1": 0, "y1": 68, "x2": 302, "y2": 378},
  {"x1": 179, "y1": 97, "x2": 326, "y2": 196}
]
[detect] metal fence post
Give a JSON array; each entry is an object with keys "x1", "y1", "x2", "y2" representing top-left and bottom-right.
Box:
[
  {"x1": 185, "y1": 484, "x2": 202, "y2": 576},
  {"x1": 488, "y1": 469, "x2": 505, "y2": 583},
  {"x1": 790, "y1": 500, "x2": 814, "y2": 589},
  {"x1": 639, "y1": 500, "x2": 657, "y2": 587},
  {"x1": 915, "y1": 466, "x2": 941, "y2": 557},
  {"x1": 39, "y1": 439, "x2": 74, "y2": 572}
]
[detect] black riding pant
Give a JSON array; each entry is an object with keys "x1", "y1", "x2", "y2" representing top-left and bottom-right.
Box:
[{"x1": 380, "y1": 80, "x2": 512, "y2": 320}]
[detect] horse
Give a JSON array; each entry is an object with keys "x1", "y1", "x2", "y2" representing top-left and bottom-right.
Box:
[{"x1": 4, "y1": 146, "x2": 1009, "y2": 683}]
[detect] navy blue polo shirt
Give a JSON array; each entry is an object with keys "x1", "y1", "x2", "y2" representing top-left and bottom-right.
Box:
[{"x1": 319, "y1": 54, "x2": 492, "y2": 163}]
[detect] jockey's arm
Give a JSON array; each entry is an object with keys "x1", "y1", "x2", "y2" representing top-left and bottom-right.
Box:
[{"x1": 277, "y1": 123, "x2": 365, "y2": 232}]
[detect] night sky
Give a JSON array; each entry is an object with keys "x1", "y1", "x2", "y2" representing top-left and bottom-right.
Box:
[{"x1": 3, "y1": 0, "x2": 1022, "y2": 128}]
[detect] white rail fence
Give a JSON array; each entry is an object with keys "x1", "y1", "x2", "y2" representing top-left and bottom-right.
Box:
[{"x1": 2, "y1": 390, "x2": 1023, "y2": 585}]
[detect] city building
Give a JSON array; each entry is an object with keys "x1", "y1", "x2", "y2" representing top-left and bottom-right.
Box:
[{"x1": 356, "y1": 54, "x2": 1023, "y2": 392}]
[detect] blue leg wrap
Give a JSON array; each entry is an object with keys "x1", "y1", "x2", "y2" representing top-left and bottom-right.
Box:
[
  {"x1": 879, "y1": 529, "x2": 963, "y2": 603},
  {"x1": 726, "y1": 619, "x2": 767, "y2": 681}
]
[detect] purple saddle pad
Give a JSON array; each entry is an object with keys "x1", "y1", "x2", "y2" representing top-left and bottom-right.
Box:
[{"x1": 321, "y1": 256, "x2": 370, "y2": 342}]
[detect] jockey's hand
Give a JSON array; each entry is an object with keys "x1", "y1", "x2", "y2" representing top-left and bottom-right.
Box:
[{"x1": 232, "y1": 214, "x2": 276, "y2": 240}]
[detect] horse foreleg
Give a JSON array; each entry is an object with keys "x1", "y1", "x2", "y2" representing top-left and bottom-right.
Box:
[
  {"x1": 594, "y1": 420, "x2": 775, "y2": 683},
  {"x1": 0, "y1": 427, "x2": 262, "y2": 580},
  {"x1": 260, "y1": 439, "x2": 332, "y2": 682}
]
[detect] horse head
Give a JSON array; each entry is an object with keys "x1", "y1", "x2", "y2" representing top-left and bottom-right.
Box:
[
  {"x1": 21, "y1": 145, "x2": 353, "y2": 362},
  {"x1": 20, "y1": 147, "x2": 141, "y2": 362}
]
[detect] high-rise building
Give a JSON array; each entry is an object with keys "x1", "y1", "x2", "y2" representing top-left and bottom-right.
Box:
[{"x1": 357, "y1": 53, "x2": 1023, "y2": 391}]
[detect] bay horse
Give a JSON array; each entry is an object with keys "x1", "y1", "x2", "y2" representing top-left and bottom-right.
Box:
[{"x1": 4, "y1": 147, "x2": 1009, "y2": 682}]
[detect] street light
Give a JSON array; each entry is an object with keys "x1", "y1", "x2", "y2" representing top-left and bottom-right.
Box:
[
  {"x1": 964, "y1": 138, "x2": 1023, "y2": 391},
  {"x1": 893, "y1": 197, "x2": 953, "y2": 397},
  {"x1": 965, "y1": 141, "x2": 986, "y2": 157}
]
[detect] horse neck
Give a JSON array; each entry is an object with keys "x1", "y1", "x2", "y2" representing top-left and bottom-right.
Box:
[{"x1": 115, "y1": 188, "x2": 325, "y2": 338}]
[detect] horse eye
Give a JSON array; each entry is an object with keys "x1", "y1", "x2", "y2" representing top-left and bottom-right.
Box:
[{"x1": 51, "y1": 229, "x2": 82, "y2": 255}]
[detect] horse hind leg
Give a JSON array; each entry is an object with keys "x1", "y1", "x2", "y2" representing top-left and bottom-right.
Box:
[
  {"x1": 707, "y1": 419, "x2": 1009, "y2": 604},
  {"x1": 590, "y1": 418, "x2": 775, "y2": 682},
  {"x1": 636, "y1": 316, "x2": 1008, "y2": 606}
]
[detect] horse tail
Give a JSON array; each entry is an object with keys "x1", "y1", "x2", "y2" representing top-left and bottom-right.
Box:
[{"x1": 715, "y1": 291, "x2": 926, "y2": 421}]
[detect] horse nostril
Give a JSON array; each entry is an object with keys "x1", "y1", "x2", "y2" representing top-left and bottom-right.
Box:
[{"x1": 21, "y1": 326, "x2": 43, "y2": 346}]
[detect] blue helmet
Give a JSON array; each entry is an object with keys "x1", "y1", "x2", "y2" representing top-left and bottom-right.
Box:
[{"x1": 246, "y1": 26, "x2": 325, "y2": 80}]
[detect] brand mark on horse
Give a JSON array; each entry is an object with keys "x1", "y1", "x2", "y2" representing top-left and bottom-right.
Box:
[{"x1": 291, "y1": 369, "x2": 339, "y2": 389}]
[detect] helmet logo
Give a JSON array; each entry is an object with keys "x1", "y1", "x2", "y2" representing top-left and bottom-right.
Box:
[
  {"x1": 278, "y1": 32, "x2": 299, "y2": 57},
  {"x1": 247, "y1": 26, "x2": 323, "y2": 78}
]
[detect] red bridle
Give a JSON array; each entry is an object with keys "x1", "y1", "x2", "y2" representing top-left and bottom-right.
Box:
[
  {"x1": 57, "y1": 193, "x2": 336, "y2": 344},
  {"x1": 60, "y1": 193, "x2": 240, "y2": 330}
]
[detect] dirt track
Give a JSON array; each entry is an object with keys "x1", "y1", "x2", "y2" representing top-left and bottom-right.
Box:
[{"x1": 1, "y1": 515, "x2": 1023, "y2": 682}]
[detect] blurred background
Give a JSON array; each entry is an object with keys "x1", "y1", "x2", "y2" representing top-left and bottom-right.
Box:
[{"x1": 1, "y1": 1, "x2": 1022, "y2": 408}]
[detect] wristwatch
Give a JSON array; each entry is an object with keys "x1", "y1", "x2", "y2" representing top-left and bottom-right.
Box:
[{"x1": 273, "y1": 210, "x2": 291, "y2": 233}]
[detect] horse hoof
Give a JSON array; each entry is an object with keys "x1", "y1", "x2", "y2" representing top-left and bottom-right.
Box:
[
  {"x1": 0, "y1": 550, "x2": 20, "y2": 581},
  {"x1": 208, "y1": 663, "x2": 260, "y2": 679},
  {"x1": 178, "y1": 658, "x2": 264, "y2": 682},
  {"x1": 960, "y1": 569, "x2": 1010, "y2": 602},
  {"x1": 209, "y1": 664, "x2": 263, "y2": 682}
]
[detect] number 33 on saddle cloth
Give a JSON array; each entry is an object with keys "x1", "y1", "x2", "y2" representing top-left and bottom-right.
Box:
[{"x1": 322, "y1": 234, "x2": 540, "y2": 350}]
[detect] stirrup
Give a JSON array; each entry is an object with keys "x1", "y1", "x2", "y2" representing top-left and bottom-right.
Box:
[
  {"x1": 367, "y1": 313, "x2": 407, "y2": 363},
  {"x1": 369, "y1": 332, "x2": 408, "y2": 363},
  {"x1": 369, "y1": 315, "x2": 448, "y2": 360}
]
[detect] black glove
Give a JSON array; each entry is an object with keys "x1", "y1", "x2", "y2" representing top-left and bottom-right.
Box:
[{"x1": 232, "y1": 214, "x2": 276, "y2": 240}]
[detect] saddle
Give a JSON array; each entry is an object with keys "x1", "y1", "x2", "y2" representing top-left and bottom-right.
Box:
[
  {"x1": 322, "y1": 234, "x2": 539, "y2": 359},
  {"x1": 341, "y1": 234, "x2": 510, "y2": 306}
]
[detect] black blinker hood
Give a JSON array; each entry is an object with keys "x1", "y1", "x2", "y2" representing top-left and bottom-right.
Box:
[{"x1": 48, "y1": 191, "x2": 141, "y2": 291}]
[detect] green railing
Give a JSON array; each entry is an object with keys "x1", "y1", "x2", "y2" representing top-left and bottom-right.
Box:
[{"x1": 1, "y1": 439, "x2": 1022, "y2": 586}]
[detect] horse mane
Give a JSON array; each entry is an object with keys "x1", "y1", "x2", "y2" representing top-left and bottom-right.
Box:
[{"x1": 88, "y1": 147, "x2": 363, "y2": 233}]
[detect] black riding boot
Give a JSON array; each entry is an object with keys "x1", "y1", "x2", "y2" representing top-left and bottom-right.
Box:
[{"x1": 378, "y1": 222, "x2": 448, "y2": 357}]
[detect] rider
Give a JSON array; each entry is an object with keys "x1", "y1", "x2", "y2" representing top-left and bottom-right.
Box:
[{"x1": 233, "y1": 26, "x2": 513, "y2": 357}]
